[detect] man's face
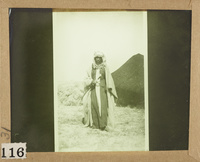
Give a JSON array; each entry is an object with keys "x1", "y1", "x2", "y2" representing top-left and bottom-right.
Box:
[{"x1": 95, "y1": 57, "x2": 103, "y2": 65}]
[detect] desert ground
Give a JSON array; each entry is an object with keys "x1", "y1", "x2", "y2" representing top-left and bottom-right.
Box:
[{"x1": 57, "y1": 105, "x2": 145, "y2": 152}]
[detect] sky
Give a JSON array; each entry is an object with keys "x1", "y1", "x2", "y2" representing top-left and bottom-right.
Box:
[{"x1": 53, "y1": 11, "x2": 147, "y2": 82}]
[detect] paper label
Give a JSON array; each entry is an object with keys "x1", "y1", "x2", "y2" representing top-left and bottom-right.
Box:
[{"x1": 1, "y1": 143, "x2": 26, "y2": 159}]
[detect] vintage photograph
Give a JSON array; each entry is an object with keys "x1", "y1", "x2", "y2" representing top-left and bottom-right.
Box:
[
  {"x1": 53, "y1": 11, "x2": 148, "y2": 152},
  {"x1": 1, "y1": 0, "x2": 197, "y2": 160},
  {"x1": 9, "y1": 8, "x2": 191, "y2": 153}
]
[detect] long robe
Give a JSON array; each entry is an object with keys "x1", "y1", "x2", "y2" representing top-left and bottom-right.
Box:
[{"x1": 82, "y1": 65, "x2": 117, "y2": 131}]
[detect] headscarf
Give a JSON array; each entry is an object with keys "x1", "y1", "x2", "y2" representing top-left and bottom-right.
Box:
[{"x1": 92, "y1": 51, "x2": 106, "y2": 69}]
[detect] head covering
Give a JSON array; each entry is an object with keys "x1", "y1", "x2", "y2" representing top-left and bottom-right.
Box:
[{"x1": 92, "y1": 51, "x2": 106, "y2": 69}]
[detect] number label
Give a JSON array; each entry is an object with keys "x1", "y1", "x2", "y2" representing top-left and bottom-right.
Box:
[{"x1": 1, "y1": 143, "x2": 26, "y2": 159}]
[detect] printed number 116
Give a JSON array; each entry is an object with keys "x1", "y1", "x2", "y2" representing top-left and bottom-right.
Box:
[{"x1": 2, "y1": 147, "x2": 25, "y2": 158}]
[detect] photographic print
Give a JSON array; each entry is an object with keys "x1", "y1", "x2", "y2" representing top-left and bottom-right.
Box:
[
  {"x1": 9, "y1": 8, "x2": 191, "y2": 153},
  {"x1": 53, "y1": 11, "x2": 148, "y2": 152}
]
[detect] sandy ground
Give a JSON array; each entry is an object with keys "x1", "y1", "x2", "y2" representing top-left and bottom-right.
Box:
[{"x1": 57, "y1": 105, "x2": 145, "y2": 152}]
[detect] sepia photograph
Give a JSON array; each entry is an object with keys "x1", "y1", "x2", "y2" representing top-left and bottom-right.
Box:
[
  {"x1": 53, "y1": 11, "x2": 148, "y2": 152},
  {"x1": 9, "y1": 8, "x2": 191, "y2": 154},
  {"x1": 2, "y1": 0, "x2": 200, "y2": 161}
]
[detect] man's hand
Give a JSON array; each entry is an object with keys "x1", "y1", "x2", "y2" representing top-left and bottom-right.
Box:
[{"x1": 92, "y1": 79, "x2": 100, "y2": 84}]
